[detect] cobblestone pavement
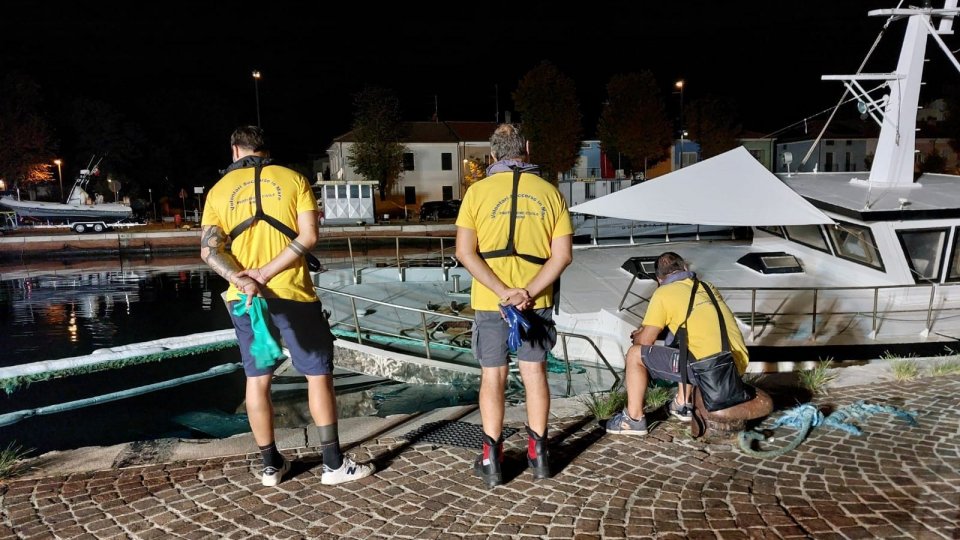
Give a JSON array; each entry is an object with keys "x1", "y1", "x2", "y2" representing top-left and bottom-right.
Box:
[{"x1": 1, "y1": 376, "x2": 958, "y2": 539}]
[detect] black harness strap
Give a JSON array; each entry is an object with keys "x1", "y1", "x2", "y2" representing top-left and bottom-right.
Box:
[
  {"x1": 226, "y1": 161, "x2": 322, "y2": 272},
  {"x1": 478, "y1": 166, "x2": 548, "y2": 265},
  {"x1": 478, "y1": 165, "x2": 562, "y2": 313}
]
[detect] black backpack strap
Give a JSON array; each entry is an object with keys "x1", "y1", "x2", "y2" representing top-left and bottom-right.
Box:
[
  {"x1": 700, "y1": 281, "x2": 731, "y2": 352},
  {"x1": 226, "y1": 162, "x2": 322, "y2": 272}
]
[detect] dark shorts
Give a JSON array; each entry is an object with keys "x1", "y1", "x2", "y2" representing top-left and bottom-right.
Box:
[
  {"x1": 472, "y1": 308, "x2": 557, "y2": 368},
  {"x1": 228, "y1": 298, "x2": 335, "y2": 377},
  {"x1": 640, "y1": 345, "x2": 697, "y2": 384}
]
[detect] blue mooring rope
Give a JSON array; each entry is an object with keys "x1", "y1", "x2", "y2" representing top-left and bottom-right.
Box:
[{"x1": 738, "y1": 400, "x2": 918, "y2": 458}]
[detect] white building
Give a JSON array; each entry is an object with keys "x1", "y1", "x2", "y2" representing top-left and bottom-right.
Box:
[{"x1": 326, "y1": 121, "x2": 497, "y2": 207}]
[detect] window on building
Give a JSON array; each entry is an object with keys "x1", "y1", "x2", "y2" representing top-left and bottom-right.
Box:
[
  {"x1": 361, "y1": 185, "x2": 372, "y2": 198},
  {"x1": 825, "y1": 152, "x2": 834, "y2": 171},
  {"x1": 441, "y1": 153, "x2": 452, "y2": 171},
  {"x1": 681, "y1": 152, "x2": 697, "y2": 168},
  {"x1": 442, "y1": 186, "x2": 453, "y2": 201},
  {"x1": 845, "y1": 152, "x2": 852, "y2": 172},
  {"x1": 337, "y1": 185, "x2": 346, "y2": 199},
  {"x1": 326, "y1": 186, "x2": 336, "y2": 198},
  {"x1": 349, "y1": 185, "x2": 359, "y2": 199},
  {"x1": 403, "y1": 153, "x2": 415, "y2": 171},
  {"x1": 585, "y1": 182, "x2": 596, "y2": 199},
  {"x1": 404, "y1": 186, "x2": 416, "y2": 205},
  {"x1": 749, "y1": 149, "x2": 765, "y2": 163}
]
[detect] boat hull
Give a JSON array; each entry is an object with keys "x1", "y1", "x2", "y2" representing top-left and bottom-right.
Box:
[{"x1": 0, "y1": 196, "x2": 132, "y2": 222}]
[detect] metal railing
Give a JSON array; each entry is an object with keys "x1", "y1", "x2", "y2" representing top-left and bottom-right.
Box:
[
  {"x1": 618, "y1": 273, "x2": 960, "y2": 342},
  {"x1": 314, "y1": 285, "x2": 621, "y2": 395}
]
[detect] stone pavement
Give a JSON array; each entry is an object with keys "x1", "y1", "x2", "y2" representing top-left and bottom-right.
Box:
[{"x1": 1, "y1": 374, "x2": 958, "y2": 539}]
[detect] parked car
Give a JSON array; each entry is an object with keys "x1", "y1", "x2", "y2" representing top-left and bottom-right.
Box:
[{"x1": 419, "y1": 200, "x2": 461, "y2": 222}]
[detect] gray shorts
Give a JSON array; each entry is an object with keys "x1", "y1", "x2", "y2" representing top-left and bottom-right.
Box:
[
  {"x1": 641, "y1": 345, "x2": 697, "y2": 383},
  {"x1": 472, "y1": 308, "x2": 557, "y2": 368},
  {"x1": 229, "y1": 298, "x2": 335, "y2": 377}
]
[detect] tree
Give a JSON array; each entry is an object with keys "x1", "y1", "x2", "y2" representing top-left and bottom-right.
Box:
[
  {"x1": 62, "y1": 97, "x2": 146, "y2": 189},
  {"x1": 0, "y1": 72, "x2": 56, "y2": 188},
  {"x1": 687, "y1": 96, "x2": 742, "y2": 159},
  {"x1": 512, "y1": 61, "x2": 582, "y2": 183},
  {"x1": 346, "y1": 87, "x2": 407, "y2": 200},
  {"x1": 597, "y1": 71, "x2": 671, "y2": 179}
]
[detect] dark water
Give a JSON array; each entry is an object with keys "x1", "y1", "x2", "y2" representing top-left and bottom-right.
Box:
[{"x1": 0, "y1": 263, "x2": 231, "y2": 365}]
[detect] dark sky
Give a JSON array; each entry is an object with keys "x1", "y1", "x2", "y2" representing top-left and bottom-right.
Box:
[{"x1": 2, "y1": 1, "x2": 947, "y2": 166}]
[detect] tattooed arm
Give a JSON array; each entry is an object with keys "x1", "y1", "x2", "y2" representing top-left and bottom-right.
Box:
[{"x1": 200, "y1": 225, "x2": 261, "y2": 306}]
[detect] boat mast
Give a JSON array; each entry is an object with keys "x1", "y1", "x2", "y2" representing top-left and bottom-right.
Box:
[{"x1": 822, "y1": 2, "x2": 960, "y2": 186}]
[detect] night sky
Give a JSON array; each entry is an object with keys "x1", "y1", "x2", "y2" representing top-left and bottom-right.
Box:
[{"x1": 2, "y1": 1, "x2": 948, "y2": 170}]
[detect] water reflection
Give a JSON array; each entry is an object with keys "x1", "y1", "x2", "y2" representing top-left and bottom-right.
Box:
[{"x1": 0, "y1": 256, "x2": 230, "y2": 366}]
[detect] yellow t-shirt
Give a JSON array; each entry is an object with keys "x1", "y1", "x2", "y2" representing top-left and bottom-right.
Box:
[
  {"x1": 201, "y1": 162, "x2": 318, "y2": 303},
  {"x1": 456, "y1": 170, "x2": 573, "y2": 311},
  {"x1": 642, "y1": 279, "x2": 749, "y2": 373}
]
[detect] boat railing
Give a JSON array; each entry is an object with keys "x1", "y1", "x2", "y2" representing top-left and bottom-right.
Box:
[
  {"x1": 619, "y1": 276, "x2": 960, "y2": 341},
  {"x1": 315, "y1": 234, "x2": 457, "y2": 281},
  {"x1": 314, "y1": 284, "x2": 621, "y2": 395}
]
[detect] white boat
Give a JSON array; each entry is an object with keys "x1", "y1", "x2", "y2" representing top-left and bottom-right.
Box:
[
  {"x1": 0, "y1": 156, "x2": 132, "y2": 223},
  {"x1": 562, "y1": 2, "x2": 960, "y2": 367}
]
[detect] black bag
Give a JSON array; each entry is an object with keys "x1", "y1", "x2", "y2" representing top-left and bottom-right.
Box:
[
  {"x1": 689, "y1": 350, "x2": 753, "y2": 411},
  {"x1": 677, "y1": 278, "x2": 753, "y2": 413}
]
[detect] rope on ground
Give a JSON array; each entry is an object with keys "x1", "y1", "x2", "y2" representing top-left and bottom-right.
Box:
[{"x1": 738, "y1": 400, "x2": 918, "y2": 458}]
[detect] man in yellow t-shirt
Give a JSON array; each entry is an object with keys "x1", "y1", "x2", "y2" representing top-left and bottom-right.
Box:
[
  {"x1": 455, "y1": 123, "x2": 573, "y2": 487},
  {"x1": 201, "y1": 126, "x2": 373, "y2": 487},
  {"x1": 606, "y1": 252, "x2": 750, "y2": 436}
]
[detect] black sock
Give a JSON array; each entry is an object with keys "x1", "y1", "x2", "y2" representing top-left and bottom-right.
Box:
[
  {"x1": 259, "y1": 442, "x2": 284, "y2": 469},
  {"x1": 319, "y1": 442, "x2": 342, "y2": 470},
  {"x1": 318, "y1": 423, "x2": 343, "y2": 469}
]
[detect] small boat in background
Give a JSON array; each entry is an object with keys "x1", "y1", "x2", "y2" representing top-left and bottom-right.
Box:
[{"x1": 0, "y1": 155, "x2": 132, "y2": 223}]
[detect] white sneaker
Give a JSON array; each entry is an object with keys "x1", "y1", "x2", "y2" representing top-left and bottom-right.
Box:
[
  {"x1": 260, "y1": 458, "x2": 291, "y2": 487},
  {"x1": 321, "y1": 456, "x2": 375, "y2": 485}
]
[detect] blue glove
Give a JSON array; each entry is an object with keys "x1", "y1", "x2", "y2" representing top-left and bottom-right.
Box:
[
  {"x1": 232, "y1": 294, "x2": 285, "y2": 369},
  {"x1": 501, "y1": 304, "x2": 531, "y2": 353}
]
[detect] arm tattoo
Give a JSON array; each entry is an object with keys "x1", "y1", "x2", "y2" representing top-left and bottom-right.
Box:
[{"x1": 200, "y1": 225, "x2": 242, "y2": 283}]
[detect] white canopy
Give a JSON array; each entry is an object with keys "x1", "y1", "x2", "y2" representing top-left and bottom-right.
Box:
[{"x1": 569, "y1": 146, "x2": 835, "y2": 226}]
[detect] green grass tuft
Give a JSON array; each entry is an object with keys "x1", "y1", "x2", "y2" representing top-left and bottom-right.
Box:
[
  {"x1": 0, "y1": 442, "x2": 32, "y2": 481},
  {"x1": 797, "y1": 357, "x2": 836, "y2": 395},
  {"x1": 892, "y1": 359, "x2": 921, "y2": 381},
  {"x1": 931, "y1": 359, "x2": 960, "y2": 377},
  {"x1": 580, "y1": 383, "x2": 678, "y2": 419}
]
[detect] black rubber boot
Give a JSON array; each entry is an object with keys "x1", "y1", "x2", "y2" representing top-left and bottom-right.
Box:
[
  {"x1": 473, "y1": 432, "x2": 503, "y2": 488},
  {"x1": 526, "y1": 425, "x2": 551, "y2": 480}
]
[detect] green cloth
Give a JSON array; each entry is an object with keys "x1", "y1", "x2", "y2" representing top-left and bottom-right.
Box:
[{"x1": 232, "y1": 295, "x2": 284, "y2": 369}]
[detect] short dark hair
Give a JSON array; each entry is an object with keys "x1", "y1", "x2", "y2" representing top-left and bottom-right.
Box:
[
  {"x1": 655, "y1": 252, "x2": 687, "y2": 280},
  {"x1": 230, "y1": 126, "x2": 267, "y2": 152},
  {"x1": 489, "y1": 123, "x2": 526, "y2": 160}
]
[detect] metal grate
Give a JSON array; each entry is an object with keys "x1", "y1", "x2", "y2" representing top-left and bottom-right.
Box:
[{"x1": 400, "y1": 421, "x2": 518, "y2": 450}]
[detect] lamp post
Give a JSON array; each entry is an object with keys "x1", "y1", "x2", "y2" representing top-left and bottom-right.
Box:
[
  {"x1": 675, "y1": 80, "x2": 685, "y2": 169},
  {"x1": 53, "y1": 159, "x2": 63, "y2": 202},
  {"x1": 252, "y1": 70, "x2": 262, "y2": 127}
]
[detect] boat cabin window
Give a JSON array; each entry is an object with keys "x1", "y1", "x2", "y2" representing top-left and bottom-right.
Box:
[
  {"x1": 737, "y1": 252, "x2": 804, "y2": 274},
  {"x1": 784, "y1": 225, "x2": 831, "y2": 253},
  {"x1": 756, "y1": 226, "x2": 784, "y2": 237},
  {"x1": 620, "y1": 256, "x2": 659, "y2": 279},
  {"x1": 946, "y1": 235, "x2": 960, "y2": 282},
  {"x1": 897, "y1": 228, "x2": 948, "y2": 283},
  {"x1": 827, "y1": 221, "x2": 883, "y2": 270}
]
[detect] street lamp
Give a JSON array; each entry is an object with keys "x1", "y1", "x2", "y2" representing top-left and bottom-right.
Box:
[
  {"x1": 252, "y1": 70, "x2": 262, "y2": 127},
  {"x1": 675, "y1": 80, "x2": 685, "y2": 169},
  {"x1": 53, "y1": 159, "x2": 63, "y2": 202}
]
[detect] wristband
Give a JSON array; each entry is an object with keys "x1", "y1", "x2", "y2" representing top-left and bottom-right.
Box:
[{"x1": 288, "y1": 240, "x2": 306, "y2": 256}]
